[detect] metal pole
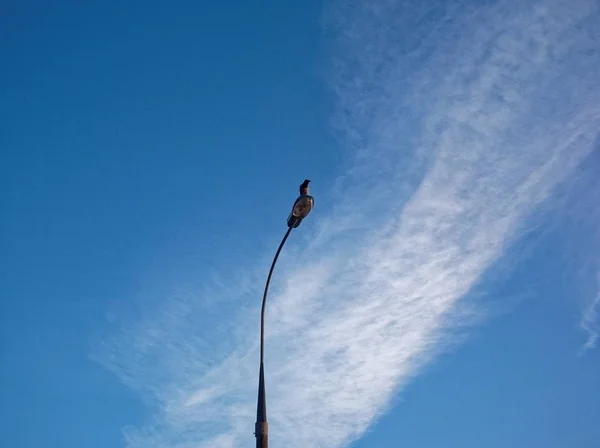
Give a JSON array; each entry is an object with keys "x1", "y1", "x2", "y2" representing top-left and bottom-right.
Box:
[{"x1": 255, "y1": 223, "x2": 296, "y2": 448}]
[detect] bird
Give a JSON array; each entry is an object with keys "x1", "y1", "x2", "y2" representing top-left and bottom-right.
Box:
[{"x1": 299, "y1": 179, "x2": 311, "y2": 196}]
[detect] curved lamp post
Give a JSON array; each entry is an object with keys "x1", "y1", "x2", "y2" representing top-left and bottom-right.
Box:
[{"x1": 255, "y1": 181, "x2": 314, "y2": 448}]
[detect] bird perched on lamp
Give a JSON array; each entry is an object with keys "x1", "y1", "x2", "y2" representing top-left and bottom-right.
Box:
[{"x1": 287, "y1": 179, "x2": 314, "y2": 228}]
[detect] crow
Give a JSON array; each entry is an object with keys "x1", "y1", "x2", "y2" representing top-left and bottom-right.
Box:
[{"x1": 299, "y1": 179, "x2": 311, "y2": 196}]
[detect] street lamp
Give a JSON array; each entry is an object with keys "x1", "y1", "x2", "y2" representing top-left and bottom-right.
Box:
[{"x1": 255, "y1": 180, "x2": 314, "y2": 448}]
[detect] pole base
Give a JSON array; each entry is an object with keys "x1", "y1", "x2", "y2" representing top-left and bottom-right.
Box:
[{"x1": 255, "y1": 421, "x2": 268, "y2": 448}]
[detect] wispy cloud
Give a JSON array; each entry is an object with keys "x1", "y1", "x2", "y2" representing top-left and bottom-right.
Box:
[
  {"x1": 580, "y1": 274, "x2": 600, "y2": 354},
  {"x1": 95, "y1": 0, "x2": 600, "y2": 447}
]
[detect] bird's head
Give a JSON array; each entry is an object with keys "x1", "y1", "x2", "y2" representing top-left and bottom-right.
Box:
[{"x1": 299, "y1": 179, "x2": 311, "y2": 195}]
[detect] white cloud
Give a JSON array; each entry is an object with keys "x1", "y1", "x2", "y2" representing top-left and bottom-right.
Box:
[
  {"x1": 95, "y1": 0, "x2": 600, "y2": 447},
  {"x1": 579, "y1": 274, "x2": 600, "y2": 354}
]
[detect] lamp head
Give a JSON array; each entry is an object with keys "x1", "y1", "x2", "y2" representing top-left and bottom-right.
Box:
[{"x1": 287, "y1": 194, "x2": 314, "y2": 228}]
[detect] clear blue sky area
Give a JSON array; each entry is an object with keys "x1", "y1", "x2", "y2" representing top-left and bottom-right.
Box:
[{"x1": 1, "y1": 1, "x2": 599, "y2": 448}]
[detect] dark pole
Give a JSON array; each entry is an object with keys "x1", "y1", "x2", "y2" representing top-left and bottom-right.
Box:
[
  {"x1": 254, "y1": 180, "x2": 314, "y2": 447},
  {"x1": 255, "y1": 222, "x2": 296, "y2": 448}
]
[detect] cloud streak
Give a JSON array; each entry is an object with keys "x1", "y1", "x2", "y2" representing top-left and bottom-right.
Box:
[
  {"x1": 95, "y1": 1, "x2": 600, "y2": 447},
  {"x1": 580, "y1": 274, "x2": 600, "y2": 354}
]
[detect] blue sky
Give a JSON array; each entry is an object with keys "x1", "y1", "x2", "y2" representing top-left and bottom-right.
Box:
[{"x1": 1, "y1": 1, "x2": 599, "y2": 447}]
